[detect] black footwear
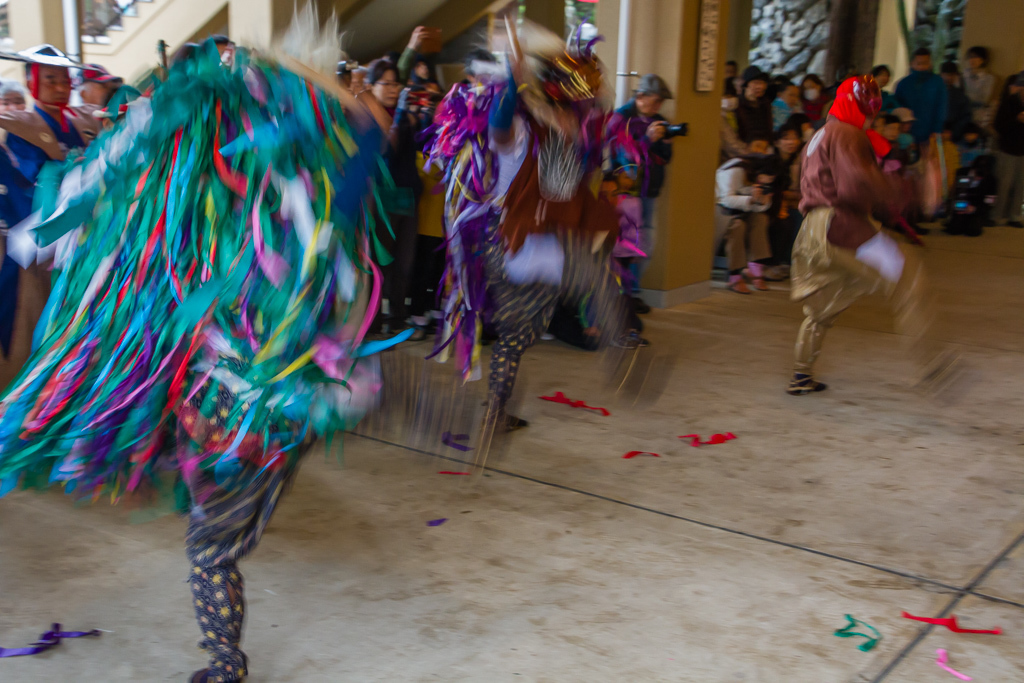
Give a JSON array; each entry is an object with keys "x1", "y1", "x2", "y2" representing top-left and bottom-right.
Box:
[
  {"x1": 503, "y1": 414, "x2": 529, "y2": 431},
  {"x1": 787, "y1": 373, "x2": 828, "y2": 396},
  {"x1": 190, "y1": 670, "x2": 245, "y2": 683},
  {"x1": 614, "y1": 331, "x2": 650, "y2": 349},
  {"x1": 408, "y1": 327, "x2": 428, "y2": 342},
  {"x1": 1007, "y1": 220, "x2": 1024, "y2": 228},
  {"x1": 914, "y1": 225, "x2": 931, "y2": 235},
  {"x1": 631, "y1": 297, "x2": 651, "y2": 315}
]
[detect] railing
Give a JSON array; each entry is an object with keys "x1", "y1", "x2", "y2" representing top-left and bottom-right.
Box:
[
  {"x1": 82, "y1": 0, "x2": 147, "y2": 42},
  {"x1": 0, "y1": 0, "x2": 10, "y2": 40}
]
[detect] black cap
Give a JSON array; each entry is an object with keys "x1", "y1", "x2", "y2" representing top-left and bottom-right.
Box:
[{"x1": 741, "y1": 66, "x2": 768, "y2": 85}]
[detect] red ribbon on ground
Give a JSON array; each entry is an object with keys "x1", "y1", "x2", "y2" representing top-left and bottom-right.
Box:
[
  {"x1": 622, "y1": 451, "x2": 660, "y2": 459},
  {"x1": 679, "y1": 433, "x2": 736, "y2": 447},
  {"x1": 540, "y1": 391, "x2": 610, "y2": 417},
  {"x1": 438, "y1": 471, "x2": 471, "y2": 476},
  {"x1": 901, "y1": 612, "x2": 1002, "y2": 635}
]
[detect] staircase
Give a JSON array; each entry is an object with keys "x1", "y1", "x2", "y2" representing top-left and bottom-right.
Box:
[{"x1": 81, "y1": 0, "x2": 229, "y2": 81}]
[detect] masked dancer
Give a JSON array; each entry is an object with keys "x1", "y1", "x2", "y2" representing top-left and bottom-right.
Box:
[
  {"x1": 425, "y1": 23, "x2": 625, "y2": 431},
  {"x1": 789, "y1": 75, "x2": 953, "y2": 396},
  {"x1": 0, "y1": 13, "x2": 389, "y2": 681}
]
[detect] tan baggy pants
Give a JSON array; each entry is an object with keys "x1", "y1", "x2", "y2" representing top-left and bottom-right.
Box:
[{"x1": 790, "y1": 207, "x2": 933, "y2": 376}]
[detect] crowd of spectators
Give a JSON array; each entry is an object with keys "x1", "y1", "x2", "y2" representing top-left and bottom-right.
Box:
[
  {"x1": 4, "y1": 27, "x2": 1023, "y2": 371},
  {"x1": 717, "y1": 45, "x2": 1024, "y2": 293}
]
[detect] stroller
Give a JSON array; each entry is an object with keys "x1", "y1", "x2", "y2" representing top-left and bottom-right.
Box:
[{"x1": 945, "y1": 155, "x2": 998, "y2": 237}]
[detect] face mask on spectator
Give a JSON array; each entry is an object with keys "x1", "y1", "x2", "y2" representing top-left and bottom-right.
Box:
[
  {"x1": 804, "y1": 88, "x2": 820, "y2": 101},
  {"x1": 722, "y1": 97, "x2": 738, "y2": 111}
]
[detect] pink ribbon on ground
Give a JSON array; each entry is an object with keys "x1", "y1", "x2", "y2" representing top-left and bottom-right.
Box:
[
  {"x1": 438, "y1": 471, "x2": 470, "y2": 476},
  {"x1": 679, "y1": 433, "x2": 736, "y2": 447},
  {"x1": 901, "y1": 612, "x2": 1002, "y2": 635},
  {"x1": 622, "y1": 451, "x2": 660, "y2": 459},
  {"x1": 936, "y1": 649, "x2": 972, "y2": 681},
  {"x1": 539, "y1": 391, "x2": 610, "y2": 417}
]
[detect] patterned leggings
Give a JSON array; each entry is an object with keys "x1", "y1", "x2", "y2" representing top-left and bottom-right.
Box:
[
  {"x1": 485, "y1": 228, "x2": 624, "y2": 412},
  {"x1": 179, "y1": 384, "x2": 305, "y2": 682}
]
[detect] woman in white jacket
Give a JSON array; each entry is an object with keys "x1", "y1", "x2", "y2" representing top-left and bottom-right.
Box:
[{"x1": 714, "y1": 143, "x2": 777, "y2": 294}]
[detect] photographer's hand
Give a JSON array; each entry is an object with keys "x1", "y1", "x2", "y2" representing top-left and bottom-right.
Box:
[
  {"x1": 407, "y1": 27, "x2": 427, "y2": 52},
  {"x1": 646, "y1": 121, "x2": 667, "y2": 143}
]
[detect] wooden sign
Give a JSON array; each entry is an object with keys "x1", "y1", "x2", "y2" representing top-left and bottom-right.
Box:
[{"x1": 695, "y1": 0, "x2": 720, "y2": 92}]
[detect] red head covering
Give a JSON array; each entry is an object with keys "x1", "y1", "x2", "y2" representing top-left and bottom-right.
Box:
[
  {"x1": 866, "y1": 129, "x2": 892, "y2": 159},
  {"x1": 26, "y1": 63, "x2": 73, "y2": 131},
  {"x1": 828, "y1": 76, "x2": 882, "y2": 130}
]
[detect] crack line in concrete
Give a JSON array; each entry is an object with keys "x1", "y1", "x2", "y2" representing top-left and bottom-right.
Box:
[
  {"x1": 348, "y1": 432, "x2": 968, "y2": 594},
  {"x1": 870, "y1": 530, "x2": 1024, "y2": 682}
]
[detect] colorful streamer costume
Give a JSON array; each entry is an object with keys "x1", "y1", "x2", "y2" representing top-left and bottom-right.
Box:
[
  {"x1": 790, "y1": 76, "x2": 956, "y2": 396},
  {"x1": 424, "y1": 24, "x2": 624, "y2": 426},
  {"x1": 0, "y1": 30, "x2": 386, "y2": 682}
]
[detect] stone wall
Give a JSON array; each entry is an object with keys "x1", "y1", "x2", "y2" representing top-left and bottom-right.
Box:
[
  {"x1": 748, "y1": 0, "x2": 830, "y2": 78},
  {"x1": 911, "y1": 0, "x2": 967, "y2": 63}
]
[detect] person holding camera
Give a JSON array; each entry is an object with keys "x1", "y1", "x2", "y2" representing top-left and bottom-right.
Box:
[
  {"x1": 714, "y1": 146, "x2": 777, "y2": 294},
  {"x1": 605, "y1": 74, "x2": 684, "y2": 312},
  {"x1": 358, "y1": 59, "x2": 430, "y2": 336}
]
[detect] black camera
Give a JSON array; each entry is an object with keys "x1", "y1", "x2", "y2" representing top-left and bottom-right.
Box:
[
  {"x1": 755, "y1": 183, "x2": 773, "y2": 194},
  {"x1": 662, "y1": 122, "x2": 689, "y2": 139}
]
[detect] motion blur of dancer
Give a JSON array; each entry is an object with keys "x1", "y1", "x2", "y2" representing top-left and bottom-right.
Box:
[
  {"x1": 789, "y1": 75, "x2": 954, "y2": 396},
  {"x1": 425, "y1": 22, "x2": 624, "y2": 431},
  {"x1": 0, "y1": 11, "x2": 390, "y2": 681}
]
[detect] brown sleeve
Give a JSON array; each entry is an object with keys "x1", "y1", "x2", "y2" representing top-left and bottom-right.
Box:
[
  {"x1": 831, "y1": 127, "x2": 893, "y2": 218},
  {"x1": 0, "y1": 110, "x2": 64, "y2": 159}
]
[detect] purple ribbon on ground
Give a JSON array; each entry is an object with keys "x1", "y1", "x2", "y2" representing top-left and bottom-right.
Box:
[
  {"x1": 427, "y1": 518, "x2": 448, "y2": 527},
  {"x1": 441, "y1": 432, "x2": 472, "y2": 452},
  {"x1": 0, "y1": 624, "x2": 101, "y2": 657}
]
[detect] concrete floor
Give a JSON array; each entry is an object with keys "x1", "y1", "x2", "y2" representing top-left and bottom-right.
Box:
[{"x1": 2, "y1": 227, "x2": 1023, "y2": 682}]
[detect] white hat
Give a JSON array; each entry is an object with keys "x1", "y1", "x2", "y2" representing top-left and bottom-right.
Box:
[
  {"x1": 2, "y1": 44, "x2": 80, "y2": 68},
  {"x1": 892, "y1": 107, "x2": 916, "y2": 123}
]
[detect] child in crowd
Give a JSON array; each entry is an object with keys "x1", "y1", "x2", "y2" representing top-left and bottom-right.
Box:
[
  {"x1": 957, "y1": 122, "x2": 988, "y2": 167},
  {"x1": 784, "y1": 112, "x2": 814, "y2": 143},
  {"x1": 876, "y1": 114, "x2": 926, "y2": 240},
  {"x1": 772, "y1": 82, "x2": 802, "y2": 131},
  {"x1": 892, "y1": 108, "x2": 920, "y2": 165},
  {"x1": 879, "y1": 114, "x2": 909, "y2": 174}
]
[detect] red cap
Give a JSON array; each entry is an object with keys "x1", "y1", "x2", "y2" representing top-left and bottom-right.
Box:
[{"x1": 81, "y1": 63, "x2": 122, "y2": 84}]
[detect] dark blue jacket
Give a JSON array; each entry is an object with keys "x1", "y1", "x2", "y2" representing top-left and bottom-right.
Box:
[{"x1": 895, "y1": 71, "x2": 949, "y2": 143}]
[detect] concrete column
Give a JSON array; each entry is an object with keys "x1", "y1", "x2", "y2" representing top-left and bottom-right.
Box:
[
  {"x1": 874, "y1": 0, "x2": 915, "y2": 84},
  {"x1": 595, "y1": 0, "x2": 727, "y2": 306},
  {"x1": 642, "y1": 0, "x2": 733, "y2": 305},
  {"x1": 725, "y1": 0, "x2": 752, "y2": 67},
  {"x1": 7, "y1": 0, "x2": 66, "y2": 51},
  {"x1": 3, "y1": 0, "x2": 66, "y2": 80}
]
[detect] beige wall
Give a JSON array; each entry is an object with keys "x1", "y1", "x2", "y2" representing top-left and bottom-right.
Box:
[
  {"x1": 873, "y1": 0, "x2": 914, "y2": 85},
  {"x1": 961, "y1": 0, "x2": 1024, "y2": 82},
  {"x1": 81, "y1": 0, "x2": 230, "y2": 83},
  {"x1": 2, "y1": 0, "x2": 65, "y2": 80}
]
